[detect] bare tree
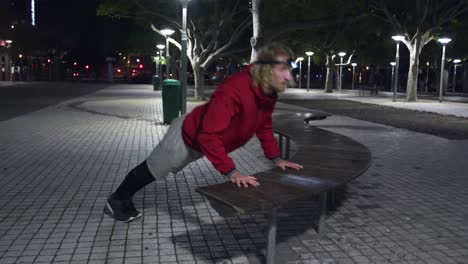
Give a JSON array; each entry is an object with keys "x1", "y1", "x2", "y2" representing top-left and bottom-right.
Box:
[
  {"x1": 99, "y1": 0, "x2": 252, "y2": 101},
  {"x1": 370, "y1": 0, "x2": 468, "y2": 101}
]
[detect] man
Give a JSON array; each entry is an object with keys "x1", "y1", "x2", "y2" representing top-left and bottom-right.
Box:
[{"x1": 104, "y1": 43, "x2": 304, "y2": 223}]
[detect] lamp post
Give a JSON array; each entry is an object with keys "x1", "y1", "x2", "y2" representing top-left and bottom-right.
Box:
[
  {"x1": 5, "y1": 40, "x2": 13, "y2": 82},
  {"x1": 425, "y1": 62, "x2": 429, "y2": 93},
  {"x1": 453, "y1": 59, "x2": 461, "y2": 95},
  {"x1": 338, "y1": 52, "x2": 346, "y2": 92},
  {"x1": 392, "y1": 35, "x2": 405, "y2": 102},
  {"x1": 180, "y1": 0, "x2": 191, "y2": 114},
  {"x1": 296, "y1": 57, "x2": 304, "y2": 88},
  {"x1": 161, "y1": 29, "x2": 175, "y2": 79},
  {"x1": 305, "y1": 51, "x2": 314, "y2": 92},
  {"x1": 351, "y1": 62, "x2": 357, "y2": 90},
  {"x1": 157, "y1": 44, "x2": 165, "y2": 88},
  {"x1": 390, "y1": 62, "x2": 396, "y2": 96},
  {"x1": 438, "y1": 37, "x2": 452, "y2": 102}
]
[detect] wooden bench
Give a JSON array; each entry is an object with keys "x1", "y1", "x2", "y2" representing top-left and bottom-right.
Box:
[{"x1": 196, "y1": 111, "x2": 371, "y2": 264}]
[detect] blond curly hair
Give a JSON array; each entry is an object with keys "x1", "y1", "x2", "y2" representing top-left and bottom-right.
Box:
[{"x1": 249, "y1": 43, "x2": 295, "y2": 89}]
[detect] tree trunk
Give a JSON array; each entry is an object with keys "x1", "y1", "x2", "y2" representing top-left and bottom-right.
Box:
[
  {"x1": 324, "y1": 55, "x2": 335, "y2": 93},
  {"x1": 406, "y1": 39, "x2": 422, "y2": 101},
  {"x1": 193, "y1": 63, "x2": 205, "y2": 101},
  {"x1": 250, "y1": 0, "x2": 261, "y2": 62}
]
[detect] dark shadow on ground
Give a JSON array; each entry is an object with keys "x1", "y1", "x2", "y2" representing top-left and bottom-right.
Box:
[
  {"x1": 280, "y1": 99, "x2": 468, "y2": 140},
  {"x1": 136, "y1": 180, "x2": 351, "y2": 263},
  {"x1": 0, "y1": 82, "x2": 108, "y2": 121}
]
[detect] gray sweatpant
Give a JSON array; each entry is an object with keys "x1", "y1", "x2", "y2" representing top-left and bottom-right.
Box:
[{"x1": 146, "y1": 114, "x2": 204, "y2": 179}]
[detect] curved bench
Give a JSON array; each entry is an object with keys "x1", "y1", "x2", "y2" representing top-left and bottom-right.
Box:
[{"x1": 196, "y1": 111, "x2": 371, "y2": 264}]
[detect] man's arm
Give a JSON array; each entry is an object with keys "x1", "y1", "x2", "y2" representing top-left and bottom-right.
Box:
[
  {"x1": 256, "y1": 111, "x2": 304, "y2": 171},
  {"x1": 196, "y1": 87, "x2": 239, "y2": 176}
]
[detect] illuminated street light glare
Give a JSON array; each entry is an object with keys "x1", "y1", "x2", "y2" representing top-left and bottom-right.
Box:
[
  {"x1": 6, "y1": 40, "x2": 12, "y2": 44},
  {"x1": 156, "y1": 44, "x2": 165, "y2": 50},
  {"x1": 453, "y1": 59, "x2": 461, "y2": 64},
  {"x1": 392, "y1": 35, "x2": 405, "y2": 41},
  {"x1": 161, "y1": 29, "x2": 175, "y2": 36},
  {"x1": 338, "y1": 52, "x2": 346, "y2": 92},
  {"x1": 11, "y1": 25, "x2": 14, "y2": 29},
  {"x1": 136, "y1": 58, "x2": 140, "y2": 63},
  {"x1": 438, "y1": 38, "x2": 452, "y2": 44},
  {"x1": 296, "y1": 57, "x2": 304, "y2": 62},
  {"x1": 351, "y1": 63, "x2": 357, "y2": 67},
  {"x1": 305, "y1": 51, "x2": 314, "y2": 56},
  {"x1": 390, "y1": 62, "x2": 396, "y2": 66}
]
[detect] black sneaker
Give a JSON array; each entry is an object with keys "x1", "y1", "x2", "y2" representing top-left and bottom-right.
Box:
[{"x1": 104, "y1": 193, "x2": 142, "y2": 223}]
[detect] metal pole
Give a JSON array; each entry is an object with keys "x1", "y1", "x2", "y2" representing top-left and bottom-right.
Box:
[
  {"x1": 393, "y1": 42, "x2": 400, "y2": 102},
  {"x1": 453, "y1": 64, "x2": 457, "y2": 95},
  {"x1": 339, "y1": 57, "x2": 343, "y2": 92},
  {"x1": 155, "y1": 52, "x2": 158, "y2": 76},
  {"x1": 307, "y1": 56, "x2": 311, "y2": 92},
  {"x1": 166, "y1": 37, "x2": 170, "y2": 79},
  {"x1": 425, "y1": 64, "x2": 429, "y2": 93},
  {"x1": 439, "y1": 45, "x2": 446, "y2": 103},
  {"x1": 391, "y1": 66, "x2": 395, "y2": 95},
  {"x1": 266, "y1": 207, "x2": 277, "y2": 264},
  {"x1": 159, "y1": 51, "x2": 163, "y2": 88},
  {"x1": 298, "y1": 61, "x2": 302, "y2": 88},
  {"x1": 180, "y1": 4, "x2": 188, "y2": 114},
  {"x1": 352, "y1": 66, "x2": 355, "y2": 90}
]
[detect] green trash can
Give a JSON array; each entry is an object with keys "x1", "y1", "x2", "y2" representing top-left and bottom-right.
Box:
[
  {"x1": 152, "y1": 75, "x2": 161, "y2": 90},
  {"x1": 162, "y1": 79, "x2": 181, "y2": 125}
]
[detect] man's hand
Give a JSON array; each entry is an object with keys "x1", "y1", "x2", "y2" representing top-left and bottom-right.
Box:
[
  {"x1": 229, "y1": 172, "x2": 260, "y2": 188},
  {"x1": 275, "y1": 159, "x2": 304, "y2": 171}
]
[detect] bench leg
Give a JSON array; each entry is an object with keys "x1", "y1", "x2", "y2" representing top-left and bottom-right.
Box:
[
  {"x1": 278, "y1": 135, "x2": 283, "y2": 158},
  {"x1": 317, "y1": 192, "x2": 327, "y2": 234},
  {"x1": 266, "y1": 207, "x2": 277, "y2": 264},
  {"x1": 285, "y1": 137, "x2": 290, "y2": 160}
]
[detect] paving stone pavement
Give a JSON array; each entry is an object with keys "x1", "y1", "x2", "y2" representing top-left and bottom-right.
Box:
[{"x1": 0, "y1": 84, "x2": 467, "y2": 264}]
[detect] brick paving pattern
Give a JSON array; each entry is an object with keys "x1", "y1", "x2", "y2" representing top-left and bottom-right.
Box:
[{"x1": 0, "y1": 84, "x2": 467, "y2": 264}]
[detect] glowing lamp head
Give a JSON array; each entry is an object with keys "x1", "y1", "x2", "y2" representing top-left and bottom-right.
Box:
[
  {"x1": 295, "y1": 57, "x2": 304, "y2": 63},
  {"x1": 161, "y1": 29, "x2": 175, "y2": 36},
  {"x1": 392, "y1": 35, "x2": 405, "y2": 42},
  {"x1": 438, "y1": 38, "x2": 452, "y2": 44}
]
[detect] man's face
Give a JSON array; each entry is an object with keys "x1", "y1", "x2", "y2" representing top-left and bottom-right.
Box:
[{"x1": 268, "y1": 55, "x2": 292, "y2": 94}]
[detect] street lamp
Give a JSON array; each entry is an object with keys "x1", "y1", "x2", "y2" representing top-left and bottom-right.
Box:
[
  {"x1": 425, "y1": 62, "x2": 430, "y2": 93},
  {"x1": 438, "y1": 37, "x2": 452, "y2": 102},
  {"x1": 305, "y1": 51, "x2": 314, "y2": 92},
  {"x1": 338, "y1": 52, "x2": 346, "y2": 92},
  {"x1": 161, "y1": 28, "x2": 175, "y2": 79},
  {"x1": 296, "y1": 57, "x2": 304, "y2": 88},
  {"x1": 392, "y1": 35, "x2": 405, "y2": 102},
  {"x1": 5, "y1": 40, "x2": 13, "y2": 82},
  {"x1": 351, "y1": 62, "x2": 357, "y2": 91},
  {"x1": 390, "y1": 62, "x2": 396, "y2": 96},
  {"x1": 453, "y1": 59, "x2": 461, "y2": 95},
  {"x1": 156, "y1": 44, "x2": 165, "y2": 89},
  {"x1": 180, "y1": 0, "x2": 192, "y2": 114}
]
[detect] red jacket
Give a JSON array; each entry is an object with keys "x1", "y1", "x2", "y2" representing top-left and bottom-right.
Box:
[{"x1": 182, "y1": 66, "x2": 281, "y2": 175}]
